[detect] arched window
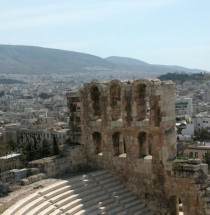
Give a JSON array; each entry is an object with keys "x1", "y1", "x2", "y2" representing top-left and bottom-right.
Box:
[
  {"x1": 138, "y1": 132, "x2": 148, "y2": 158},
  {"x1": 134, "y1": 84, "x2": 147, "y2": 121},
  {"x1": 150, "y1": 95, "x2": 161, "y2": 127},
  {"x1": 92, "y1": 132, "x2": 102, "y2": 154},
  {"x1": 189, "y1": 152, "x2": 193, "y2": 158},
  {"x1": 90, "y1": 86, "x2": 101, "y2": 118},
  {"x1": 112, "y1": 132, "x2": 125, "y2": 156},
  {"x1": 110, "y1": 84, "x2": 121, "y2": 120},
  {"x1": 168, "y1": 196, "x2": 179, "y2": 215},
  {"x1": 178, "y1": 198, "x2": 184, "y2": 214}
]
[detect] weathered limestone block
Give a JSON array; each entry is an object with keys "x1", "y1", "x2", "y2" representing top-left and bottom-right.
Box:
[{"x1": 67, "y1": 79, "x2": 209, "y2": 215}]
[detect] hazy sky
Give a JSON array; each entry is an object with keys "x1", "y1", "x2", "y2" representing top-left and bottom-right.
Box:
[{"x1": 1, "y1": 0, "x2": 210, "y2": 70}]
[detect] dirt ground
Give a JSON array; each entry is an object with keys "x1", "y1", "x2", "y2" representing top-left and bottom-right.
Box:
[{"x1": 0, "y1": 178, "x2": 61, "y2": 214}]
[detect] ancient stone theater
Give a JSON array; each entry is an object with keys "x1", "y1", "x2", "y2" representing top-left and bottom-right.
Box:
[
  {"x1": 3, "y1": 78, "x2": 210, "y2": 215},
  {"x1": 66, "y1": 79, "x2": 210, "y2": 215}
]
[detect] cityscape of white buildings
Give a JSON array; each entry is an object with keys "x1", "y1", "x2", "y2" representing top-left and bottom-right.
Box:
[
  {"x1": 1, "y1": 73, "x2": 210, "y2": 156},
  {"x1": 0, "y1": 74, "x2": 86, "y2": 147}
]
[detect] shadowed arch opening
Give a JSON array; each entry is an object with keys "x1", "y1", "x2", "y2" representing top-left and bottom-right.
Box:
[
  {"x1": 92, "y1": 132, "x2": 102, "y2": 154},
  {"x1": 90, "y1": 86, "x2": 101, "y2": 118},
  {"x1": 134, "y1": 83, "x2": 147, "y2": 121},
  {"x1": 112, "y1": 132, "x2": 125, "y2": 156},
  {"x1": 110, "y1": 84, "x2": 121, "y2": 120},
  {"x1": 138, "y1": 132, "x2": 148, "y2": 158},
  {"x1": 168, "y1": 196, "x2": 179, "y2": 215},
  {"x1": 178, "y1": 198, "x2": 184, "y2": 214}
]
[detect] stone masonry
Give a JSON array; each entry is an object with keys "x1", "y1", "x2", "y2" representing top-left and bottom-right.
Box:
[{"x1": 67, "y1": 79, "x2": 210, "y2": 215}]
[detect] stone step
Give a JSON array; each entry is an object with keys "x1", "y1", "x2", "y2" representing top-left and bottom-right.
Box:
[
  {"x1": 114, "y1": 211, "x2": 128, "y2": 215},
  {"x1": 65, "y1": 204, "x2": 85, "y2": 215},
  {"x1": 39, "y1": 174, "x2": 90, "y2": 196},
  {"x1": 124, "y1": 198, "x2": 140, "y2": 209},
  {"x1": 29, "y1": 201, "x2": 51, "y2": 215},
  {"x1": 55, "y1": 193, "x2": 79, "y2": 208},
  {"x1": 82, "y1": 197, "x2": 117, "y2": 214},
  {"x1": 128, "y1": 202, "x2": 145, "y2": 213},
  {"x1": 62, "y1": 198, "x2": 83, "y2": 213},
  {"x1": 44, "y1": 179, "x2": 95, "y2": 200},
  {"x1": 90, "y1": 170, "x2": 109, "y2": 177},
  {"x1": 103, "y1": 184, "x2": 125, "y2": 194},
  {"x1": 111, "y1": 188, "x2": 130, "y2": 197},
  {"x1": 73, "y1": 206, "x2": 99, "y2": 215},
  {"x1": 98, "y1": 177, "x2": 117, "y2": 186},
  {"x1": 7, "y1": 193, "x2": 39, "y2": 215},
  {"x1": 133, "y1": 207, "x2": 151, "y2": 215},
  {"x1": 38, "y1": 181, "x2": 69, "y2": 196},
  {"x1": 49, "y1": 181, "x2": 97, "y2": 204},
  {"x1": 49, "y1": 209, "x2": 62, "y2": 215},
  {"x1": 92, "y1": 172, "x2": 113, "y2": 181},
  {"x1": 37, "y1": 205, "x2": 57, "y2": 215},
  {"x1": 103, "y1": 182, "x2": 122, "y2": 191},
  {"x1": 55, "y1": 184, "x2": 102, "y2": 208},
  {"x1": 2, "y1": 170, "x2": 153, "y2": 215},
  {"x1": 65, "y1": 193, "x2": 110, "y2": 215},
  {"x1": 17, "y1": 197, "x2": 45, "y2": 215},
  {"x1": 61, "y1": 191, "x2": 109, "y2": 212},
  {"x1": 44, "y1": 185, "x2": 72, "y2": 200},
  {"x1": 107, "y1": 205, "x2": 125, "y2": 215},
  {"x1": 107, "y1": 184, "x2": 126, "y2": 193},
  {"x1": 49, "y1": 189, "x2": 75, "y2": 204},
  {"x1": 113, "y1": 191, "x2": 134, "y2": 202},
  {"x1": 99, "y1": 202, "x2": 121, "y2": 214},
  {"x1": 73, "y1": 209, "x2": 87, "y2": 215}
]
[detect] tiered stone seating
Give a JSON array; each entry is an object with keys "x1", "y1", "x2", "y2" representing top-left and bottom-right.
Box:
[{"x1": 3, "y1": 170, "x2": 153, "y2": 215}]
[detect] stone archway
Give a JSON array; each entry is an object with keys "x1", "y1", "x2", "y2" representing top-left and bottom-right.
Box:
[
  {"x1": 134, "y1": 83, "x2": 147, "y2": 121},
  {"x1": 90, "y1": 86, "x2": 101, "y2": 118},
  {"x1": 92, "y1": 132, "x2": 102, "y2": 154},
  {"x1": 138, "y1": 131, "x2": 148, "y2": 158},
  {"x1": 112, "y1": 132, "x2": 124, "y2": 156},
  {"x1": 110, "y1": 84, "x2": 121, "y2": 120}
]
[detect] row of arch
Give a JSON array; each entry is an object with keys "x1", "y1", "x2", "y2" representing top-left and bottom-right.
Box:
[
  {"x1": 90, "y1": 82, "x2": 149, "y2": 121},
  {"x1": 92, "y1": 131, "x2": 151, "y2": 157}
]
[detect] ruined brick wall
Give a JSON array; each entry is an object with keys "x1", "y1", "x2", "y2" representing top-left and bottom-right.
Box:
[
  {"x1": 28, "y1": 145, "x2": 87, "y2": 177},
  {"x1": 67, "y1": 79, "x2": 209, "y2": 215}
]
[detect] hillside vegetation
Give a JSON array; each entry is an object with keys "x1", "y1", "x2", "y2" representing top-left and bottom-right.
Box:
[
  {"x1": 0, "y1": 45, "x2": 208, "y2": 78},
  {"x1": 158, "y1": 72, "x2": 210, "y2": 83},
  {"x1": 0, "y1": 78, "x2": 26, "y2": 84}
]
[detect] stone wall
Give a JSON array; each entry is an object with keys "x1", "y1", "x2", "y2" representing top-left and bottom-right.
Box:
[
  {"x1": 67, "y1": 79, "x2": 210, "y2": 215},
  {"x1": 28, "y1": 145, "x2": 87, "y2": 177}
]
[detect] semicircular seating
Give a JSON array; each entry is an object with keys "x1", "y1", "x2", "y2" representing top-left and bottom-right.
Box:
[{"x1": 3, "y1": 170, "x2": 153, "y2": 215}]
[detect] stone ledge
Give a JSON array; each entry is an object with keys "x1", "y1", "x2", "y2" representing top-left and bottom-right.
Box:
[
  {"x1": 172, "y1": 159, "x2": 208, "y2": 180},
  {"x1": 136, "y1": 119, "x2": 149, "y2": 127},
  {"x1": 89, "y1": 119, "x2": 102, "y2": 127},
  {"x1": 111, "y1": 119, "x2": 123, "y2": 127}
]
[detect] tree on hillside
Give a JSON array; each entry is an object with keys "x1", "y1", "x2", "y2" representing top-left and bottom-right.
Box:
[
  {"x1": 52, "y1": 134, "x2": 59, "y2": 156},
  {"x1": 0, "y1": 141, "x2": 9, "y2": 157},
  {"x1": 204, "y1": 151, "x2": 210, "y2": 169},
  {"x1": 194, "y1": 128, "x2": 210, "y2": 141},
  {"x1": 0, "y1": 91, "x2": 5, "y2": 97},
  {"x1": 24, "y1": 140, "x2": 34, "y2": 161},
  {"x1": 39, "y1": 93, "x2": 53, "y2": 99},
  {"x1": 41, "y1": 139, "x2": 52, "y2": 157},
  {"x1": 7, "y1": 139, "x2": 17, "y2": 151}
]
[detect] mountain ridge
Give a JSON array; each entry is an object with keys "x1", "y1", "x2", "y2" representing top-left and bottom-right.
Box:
[{"x1": 0, "y1": 45, "x2": 208, "y2": 77}]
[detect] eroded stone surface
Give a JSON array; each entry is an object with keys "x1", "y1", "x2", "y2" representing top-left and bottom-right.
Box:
[{"x1": 67, "y1": 79, "x2": 210, "y2": 215}]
